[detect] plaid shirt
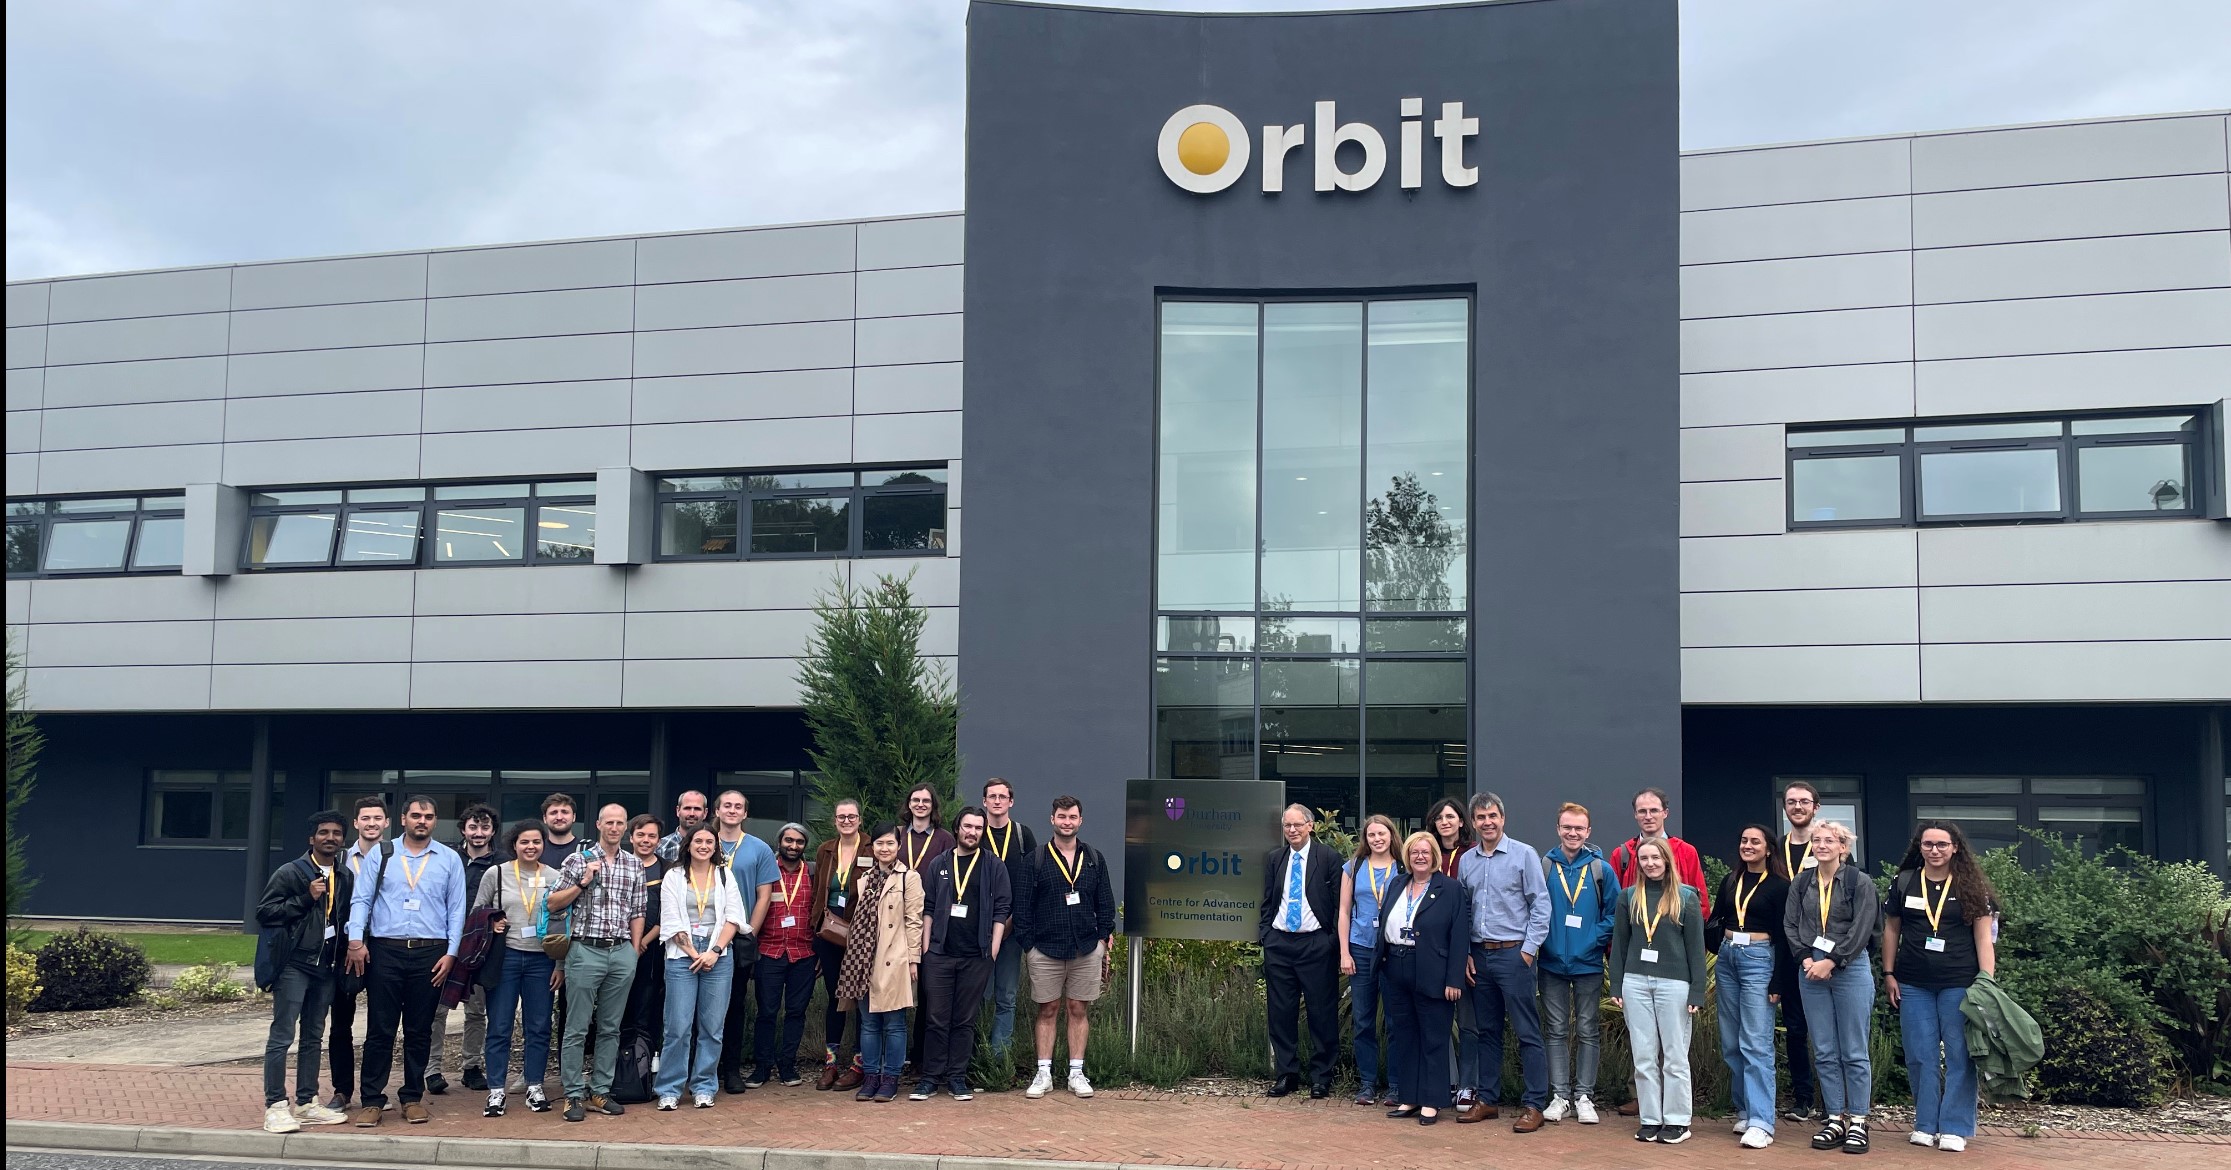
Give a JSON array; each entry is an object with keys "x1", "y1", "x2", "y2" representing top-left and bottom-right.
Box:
[{"x1": 557, "y1": 841, "x2": 646, "y2": 941}]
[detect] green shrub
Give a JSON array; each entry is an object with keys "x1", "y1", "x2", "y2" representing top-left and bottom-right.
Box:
[
  {"x1": 168, "y1": 963, "x2": 250, "y2": 1003},
  {"x1": 2032, "y1": 982, "x2": 2171, "y2": 1107},
  {"x1": 29, "y1": 928, "x2": 150, "y2": 1012},
  {"x1": 5, "y1": 942, "x2": 39, "y2": 1023}
]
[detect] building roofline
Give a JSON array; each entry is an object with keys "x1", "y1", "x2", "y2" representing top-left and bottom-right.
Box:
[{"x1": 1682, "y1": 107, "x2": 2230, "y2": 157}]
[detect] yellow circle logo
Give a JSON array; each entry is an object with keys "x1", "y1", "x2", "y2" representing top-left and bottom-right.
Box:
[{"x1": 1176, "y1": 122, "x2": 1229, "y2": 176}]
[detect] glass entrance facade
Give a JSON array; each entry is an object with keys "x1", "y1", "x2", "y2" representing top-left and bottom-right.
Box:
[{"x1": 1153, "y1": 296, "x2": 1470, "y2": 831}]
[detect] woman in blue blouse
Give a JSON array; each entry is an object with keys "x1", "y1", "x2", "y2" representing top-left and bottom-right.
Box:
[{"x1": 1338, "y1": 814, "x2": 1402, "y2": 1106}]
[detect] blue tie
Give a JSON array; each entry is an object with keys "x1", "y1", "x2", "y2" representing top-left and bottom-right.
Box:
[{"x1": 1284, "y1": 850, "x2": 1305, "y2": 931}]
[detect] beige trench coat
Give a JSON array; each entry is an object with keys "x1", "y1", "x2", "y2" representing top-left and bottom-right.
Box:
[{"x1": 856, "y1": 863, "x2": 924, "y2": 1013}]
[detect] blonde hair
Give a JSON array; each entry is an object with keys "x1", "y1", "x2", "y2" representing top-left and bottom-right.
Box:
[
  {"x1": 1400, "y1": 831, "x2": 1442, "y2": 874},
  {"x1": 1812, "y1": 820, "x2": 1856, "y2": 861},
  {"x1": 1557, "y1": 801, "x2": 1591, "y2": 825},
  {"x1": 1627, "y1": 837, "x2": 1684, "y2": 925}
]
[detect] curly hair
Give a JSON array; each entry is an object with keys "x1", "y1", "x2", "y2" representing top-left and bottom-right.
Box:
[{"x1": 1894, "y1": 820, "x2": 1998, "y2": 924}]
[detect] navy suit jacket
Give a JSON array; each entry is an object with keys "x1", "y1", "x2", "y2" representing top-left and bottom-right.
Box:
[
  {"x1": 1390, "y1": 873, "x2": 1471, "y2": 996},
  {"x1": 1258, "y1": 840, "x2": 1343, "y2": 944}
]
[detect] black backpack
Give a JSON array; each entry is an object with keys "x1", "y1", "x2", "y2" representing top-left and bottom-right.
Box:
[
  {"x1": 253, "y1": 858, "x2": 320, "y2": 991},
  {"x1": 611, "y1": 1031, "x2": 656, "y2": 1104}
]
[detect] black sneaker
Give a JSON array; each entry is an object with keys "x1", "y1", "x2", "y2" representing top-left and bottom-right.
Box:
[
  {"x1": 462, "y1": 1067, "x2": 487, "y2": 1092},
  {"x1": 722, "y1": 1070, "x2": 750, "y2": 1095},
  {"x1": 745, "y1": 1067, "x2": 772, "y2": 1089},
  {"x1": 949, "y1": 1079, "x2": 973, "y2": 1102},
  {"x1": 778, "y1": 1069, "x2": 803, "y2": 1087},
  {"x1": 910, "y1": 1080, "x2": 936, "y2": 1101},
  {"x1": 1658, "y1": 1126, "x2": 1691, "y2": 1144},
  {"x1": 587, "y1": 1094, "x2": 625, "y2": 1116},
  {"x1": 1637, "y1": 1125, "x2": 1662, "y2": 1143},
  {"x1": 1787, "y1": 1104, "x2": 1823, "y2": 1123},
  {"x1": 563, "y1": 1097, "x2": 586, "y2": 1123},
  {"x1": 424, "y1": 1073, "x2": 448, "y2": 1096}
]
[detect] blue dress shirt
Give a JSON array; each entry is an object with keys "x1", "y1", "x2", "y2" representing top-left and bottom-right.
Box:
[
  {"x1": 347, "y1": 837, "x2": 468, "y2": 956},
  {"x1": 1456, "y1": 834, "x2": 1552, "y2": 957}
]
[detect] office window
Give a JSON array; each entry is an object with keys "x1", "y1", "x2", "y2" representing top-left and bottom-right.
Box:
[
  {"x1": 1777, "y1": 776, "x2": 1867, "y2": 866},
  {"x1": 334, "y1": 769, "x2": 651, "y2": 842},
  {"x1": 653, "y1": 467, "x2": 947, "y2": 562},
  {"x1": 242, "y1": 481, "x2": 594, "y2": 570},
  {"x1": 1909, "y1": 776, "x2": 2148, "y2": 866},
  {"x1": 146, "y1": 769, "x2": 287, "y2": 846},
  {"x1": 6, "y1": 495, "x2": 186, "y2": 578},
  {"x1": 1787, "y1": 410, "x2": 2207, "y2": 529}
]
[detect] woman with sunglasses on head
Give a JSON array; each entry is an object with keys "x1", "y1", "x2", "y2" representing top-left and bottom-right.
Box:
[
  {"x1": 1707, "y1": 824, "x2": 1791, "y2": 1148},
  {"x1": 834, "y1": 822, "x2": 925, "y2": 1102},
  {"x1": 1884, "y1": 821, "x2": 1997, "y2": 1153},
  {"x1": 1782, "y1": 820, "x2": 1880, "y2": 1155}
]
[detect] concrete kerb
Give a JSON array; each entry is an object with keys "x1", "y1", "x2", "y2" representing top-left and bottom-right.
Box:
[{"x1": 1, "y1": 1121, "x2": 1221, "y2": 1170}]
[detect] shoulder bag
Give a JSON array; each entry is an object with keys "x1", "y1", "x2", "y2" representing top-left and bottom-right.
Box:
[{"x1": 542, "y1": 852, "x2": 577, "y2": 962}]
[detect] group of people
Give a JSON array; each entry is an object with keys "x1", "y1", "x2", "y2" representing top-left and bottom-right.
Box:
[
  {"x1": 254, "y1": 778, "x2": 1118, "y2": 1133},
  {"x1": 1263, "y1": 784, "x2": 1999, "y2": 1153}
]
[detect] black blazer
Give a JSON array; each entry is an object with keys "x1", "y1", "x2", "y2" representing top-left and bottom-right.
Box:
[
  {"x1": 1258, "y1": 840, "x2": 1343, "y2": 944},
  {"x1": 1389, "y1": 873, "x2": 1471, "y2": 996}
]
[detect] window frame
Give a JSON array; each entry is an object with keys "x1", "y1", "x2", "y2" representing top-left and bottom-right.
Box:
[
  {"x1": 6, "y1": 495, "x2": 188, "y2": 579},
  {"x1": 650, "y1": 465, "x2": 950, "y2": 564},
  {"x1": 240, "y1": 480, "x2": 597, "y2": 572},
  {"x1": 1786, "y1": 409, "x2": 2209, "y2": 531},
  {"x1": 143, "y1": 768, "x2": 289, "y2": 848},
  {"x1": 1906, "y1": 774, "x2": 2151, "y2": 867}
]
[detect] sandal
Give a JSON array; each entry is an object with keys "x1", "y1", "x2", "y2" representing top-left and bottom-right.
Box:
[
  {"x1": 1812, "y1": 1117, "x2": 1847, "y2": 1150},
  {"x1": 1843, "y1": 1119, "x2": 1869, "y2": 1154}
]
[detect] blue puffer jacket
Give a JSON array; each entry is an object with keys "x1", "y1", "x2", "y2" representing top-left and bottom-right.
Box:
[{"x1": 1539, "y1": 844, "x2": 1621, "y2": 978}]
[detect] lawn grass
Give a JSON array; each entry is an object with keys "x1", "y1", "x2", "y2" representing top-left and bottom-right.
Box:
[{"x1": 14, "y1": 929, "x2": 258, "y2": 967}]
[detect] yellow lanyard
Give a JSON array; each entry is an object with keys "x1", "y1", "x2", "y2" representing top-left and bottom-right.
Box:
[
  {"x1": 1784, "y1": 836, "x2": 1807, "y2": 876},
  {"x1": 1733, "y1": 871, "x2": 1764, "y2": 929},
  {"x1": 319, "y1": 865, "x2": 335, "y2": 921},
  {"x1": 952, "y1": 850, "x2": 982, "y2": 902},
  {"x1": 908, "y1": 828, "x2": 934, "y2": 871},
  {"x1": 1365, "y1": 862, "x2": 1391, "y2": 907},
  {"x1": 1048, "y1": 842, "x2": 1082, "y2": 889},
  {"x1": 1817, "y1": 872, "x2": 1835, "y2": 932},
  {"x1": 399, "y1": 847, "x2": 432, "y2": 891},
  {"x1": 988, "y1": 821, "x2": 1015, "y2": 862},
  {"x1": 1556, "y1": 861, "x2": 1588, "y2": 907},
  {"x1": 1640, "y1": 888, "x2": 1665, "y2": 944},
  {"x1": 833, "y1": 839, "x2": 859, "y2": 896},
  {"x1": 513, "y1": 861, "x2": 545, "y2": 919},
  {"x1": 1921, "y1": 874, "x2": 1953, "y2": 937},
  {"x1": 778, "y1": 862, "x2": 807, "y2": 910},
  {"x1": 689, "y1": 867, "x2": 716, "y2": 922}
]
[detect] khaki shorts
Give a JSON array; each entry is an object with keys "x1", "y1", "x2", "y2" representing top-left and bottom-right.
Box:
[{"x1": 1026, "y1": 943, "x2": 1105, "y2": 1004}]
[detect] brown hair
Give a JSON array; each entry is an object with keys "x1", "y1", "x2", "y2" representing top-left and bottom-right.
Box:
[
  {"x1": 1354, "y1": 814, "x2": 1401, "y2": 861},
  {"x1": 1627, "y1": 838, "x2": 1685, "y2": 925}
]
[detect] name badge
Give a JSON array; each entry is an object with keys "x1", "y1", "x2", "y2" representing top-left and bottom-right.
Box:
[
  {"x1": 1924, "y1": 936, "x2": 1947, "y2": 953},
  {"x1": 781, "y1": 915, "x2": 797, "y2": 929},
  {"x1": 950, "y1": 904, "x2": 970, "y2": 919},
  {"x1": 324, "y1": 924, "x2": 337, "y2": 940},
  {"x1": 1064, "y1": 891, "x2": 1082, "y2": 906},
  {"x1": 856, "y1": 857, "x2": 872, "y2": 867},
  {"x1": 772, "y1": 891, "x2": 787, "y2": 903},
  {"x1": 401, "y1": 898, "x2": 421, "y2": 912},
  {"x1": 1639, "y1": 947, "x2": 1660, "y2": 964},
  {"x1": 834, "y1": 895, "x2": 848, "y2": 908},
  {"x1": 1726, "y1": 933, "x2": 1754, "y2": 946},
  {"x1": 523, "y1": 922, "x2": 540, "y2": 938},
  {"x1": 1563, "y1": 914, "x2": 1584, "y2": 929},
  {"x1": 1904, "y1": 895, "x2": 1928, "y2": 911},
  {"x1": 1811, "y1": 934, "x2": 1835, "y2": 953},
  {"x1": 1800, "y1": 854, "x2": 1818, "y2": 869},
  {"x1": 1399, "y1": 927, "x2": 1418, "y2": 943}
]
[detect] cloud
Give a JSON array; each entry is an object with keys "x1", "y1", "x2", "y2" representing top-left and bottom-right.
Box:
[{"x1": 7, "y1": 0, "x2": 2227, "y2": 279}]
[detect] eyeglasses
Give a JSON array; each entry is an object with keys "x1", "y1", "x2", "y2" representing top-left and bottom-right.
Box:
[
  {"x1": 1783, "y1": 798, "x2": 1817, "y2": 807},
  {"x1": 1919, "y1": 841, "x2": 1955, "y2": 851},
  {"x1": 834, "y1": 813, "x2": 861, "y2": 822}
]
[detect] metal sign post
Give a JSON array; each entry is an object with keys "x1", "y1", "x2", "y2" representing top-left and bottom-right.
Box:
[{"x1": 1129, "y1": 934, "x2": 1142, "y2": 1055}]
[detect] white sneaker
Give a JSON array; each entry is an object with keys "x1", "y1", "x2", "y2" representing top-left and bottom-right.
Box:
[
  {"x1": 1740, "y1": 1126, "x2": 1773, "y2": 1148},
  {"x1": 293, "y1": 1101, "x2": 349, "y2": 1125},
  {"x1": 1733, "y1": 1116, "x2": 1749, "y2": 1134},
  {"x1": 693, "y1": 1092, "x2": 715, "y2": 1108},
  {"x1": 1025, "y1": 1069, "x2": 1053, "y2": 1099},
  {"x1": 1068, "y1": 1071, "x2": 1094, "y2": 1098},
  {"x1": 656, "y1": 1096, "x2": 678, "y2": 1111},
  {"x1": 1911, "y1": 1131, "x2": 1938, "y2": 1148},
  {"x1": 263, "y1": 1102, "x2": 302, "y2": 1134},
  {"x1": 1574, "y1": 1096, "x2": 1600, "y2": 1125},
  {"x1": 1543, "y1": 1096, "x2": 1570, "y2": 1122},
  {"x1": 1937, "y1": 1135, "x2": 1967, "y2": 1153}
]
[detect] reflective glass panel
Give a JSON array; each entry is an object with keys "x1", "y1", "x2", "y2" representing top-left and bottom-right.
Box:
[
  {"x1": 864, "y1": 468, "x2": 948, "y2": 487},
  {"x1": 1154, "y1": 657, "x2": 1255, "y2": 779},
  {"x1": 349, "y1": 487, "x2": 427, "y2": 503},
  {"x1": 2077, "y1": 443, "x2": 2188, "y2": 512},
  {"x1": 1261, "y1": 302, "x2": 1362, "y2": 611},
  {"x1": 1365, "y1": 299, "x2": 1467, "y2": 611},
  {"x1": 2029, "y1": 778, "x2": 2146, "y2": 796},
  {"x1": 1364, "y1": 617, "x2": 1468, "y2": 652},
  {"x1": 1363, "y1": 659, "x2": 1466, "y2": 816},
  {"x1": 659, "y1": 476, "x2": 738, "y2": 494},
  {"x1": 139, "y1": 495, "x2": 185, "y2": 511},
  {"x1": 1914, "y1": 421, "x2": 2061, "y2": 441},
  {"x1": 534, "y1": 503, "x2": 598, "y2": 561},
  {"x1": 1918, "y1": 805, "x2": 2018, "y2": 856},
  {"x1": 659, "y1": 499, "x2": 738, "y2": 556},
  {"x1": 252, "y1": 490, "x2": 343, "y2": 507},
  {"x1": 155, "y1": 788, "x2": 217, "y2": 840},
  {"x1": 433, "y1": 507, "x2": 525, "y2": 562},
  {"x1": 1791, "y1": 454, "x2": 1903, "y2": 522},
  {"x1": 435, "y1": 484, "x2": 527, "y2": 500},
  {"x1": 1910, "y1": 777, "x2": 2023, "y2": 795},
  {"x1": 53, "y1": 497, "x2": 135, "y2": 513},
  {"x1": 1259, "y1": 658, "x2": 1362, "y2": 825},
  {"x1": 536, "y1": 480, "x2": 597, "y2": 496},
  {"x1": 1157, "y1": 302, "x2": 1258, "y2": 612},
  {"x1": 1257, "y1": 616, "x2": 1360, "y2": 654},
  {"x1": 2071, "y1": 415, "x2": 2196, "y2": 435},
  {"x1": 5, "y1": 522, "x2": 38, "y2": 574},
  {"x1": 1157, "y1": 615, "x2": 1256, "y2": 653},
  {"x1": 247, "y1": 513, "x2": 338, "y2": 565},
  {"x1": 749, "y1": 472, "x2": 856, "y2": 491},
  {"x1": 861, "y1": 491, "x2": 945, "y2": 551},
  {"x1": 751, "y1": 496, "x2": 851, "y2": 554},
  {"x1": 131, "y1": 516, "x2": 185, "y2": 569},
  {"x1": 43, "y1": 519, "x2": 132, "y2": 571},
  {"x1": 340, "y1": 510, "x2": 424, "y2": 563},
  {"x1": 1918, "y1": 448, "x2": 2061, "y2": 516},
  {"x1": 2034, "y1": 805, "x2": 2145, "y2": 858},
  {"x1": 7, "y1": 501, "x2": 44, "y2": 518},
  {"x1": 1788, "y1": 427, "x2": 1905, "y2": 448}
]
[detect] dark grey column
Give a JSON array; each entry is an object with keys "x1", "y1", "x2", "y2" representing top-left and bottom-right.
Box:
[
  {"x1": 239, "y1": 715, "x2": 272, "y2": 932},
  {"x1": 2201, "y1": 705, "x2": 2228, "y2": 879},
  {"x1": 649, "y1": 713, "x2": 671, "y2": 815}
]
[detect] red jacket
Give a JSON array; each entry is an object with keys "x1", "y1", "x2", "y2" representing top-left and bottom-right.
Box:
[{"x1": 1607, "y1": 835, "x2": 1714, "y2": 918}]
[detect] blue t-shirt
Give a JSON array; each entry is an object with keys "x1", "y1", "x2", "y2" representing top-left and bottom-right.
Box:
[
  {"x1": 724, "y1": 832, "x2": 779, "y2": 905},
  {"x1": 1344, "y1": 857, "x2": 1399, "y2": 950}
]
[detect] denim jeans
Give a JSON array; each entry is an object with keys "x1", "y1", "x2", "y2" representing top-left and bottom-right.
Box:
[
  {"x1": 1798, "y1": 958, "x2": 1875, "y2": 1117},
  {"x1": 1622, "y1": 973, "x2": 1694, "y2": 1127},
  {"x1": 815, "y1": 937, "x2": 855, "y2": 1060},
  {"x1": 1901, "y1": 983, "x2": 1977, "y2": 1138},
  {"x1": 1468, "y1": 945, "x2": 1548, "y2": 1108},
  {"x1": 1540, "y1": 970, "x2": 1604, "y2": 1101},
  {"x1": 562, "y1": 942, "x2": 639, "y2": 1099},
  {"x1": 1349, "y1": 944, "x2": 1384, "y2": 1096},
  {"x1": 1716, "y1": 941, "x2": 1777, "y2": 1135},
  {"x1": 1453, "y1": 991, "x2": 1480, "y2": 1094},
  {"x1": 658, "y1": 953, "x2": 733, "y2": 1099},
  {"x1": 483, "y1": 948, "x2": 556, "y2": 1087},
  {"x1": 754, "y1": 951, "x2": 819, "y2": 1077},
  {"x1": 986, "y1": 939, "x2": 1024, "y2": 1055},
  {"x1": 265, "y1": 957, "x2": 336, "y2": 1106},
  {"x1": 859, "y1": 1008, "x2": 909, "y2": 1077}
]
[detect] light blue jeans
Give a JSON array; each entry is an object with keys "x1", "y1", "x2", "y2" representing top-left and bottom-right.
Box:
[
  {"x1": 1540, "y1": 970, "x2": 1604, "y2": 1102},
  {"x1": 860, "y1": 1008, "x2": 909, "y2": 1078},
  {"x1": 1901, "y1": 983, "x2": 1977, "y2": 1138},
  {"x1": 657, "y1": 954, "x2": 732, "y2": 1099},
  {"x1": 1621, "y1": 973, "x2": 1694, "y2": 1127},
  {"x1": 1349, "y1": 943, "x2": 1384, "y2": 1096},
  {"x1": 1716, "y1": 941, "x2": 1777, "y2": 1135},
  {"x1": 1798, "y1": 958, "x2": 1875, "y2": 1117}
]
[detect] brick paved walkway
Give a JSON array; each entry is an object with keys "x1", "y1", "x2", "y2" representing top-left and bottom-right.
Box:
[{"x1": 8, "y1": 1063, "x2": 2224, "y2": 1169}]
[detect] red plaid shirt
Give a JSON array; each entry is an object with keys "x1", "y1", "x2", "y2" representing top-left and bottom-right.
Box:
[{"x1": 760, "y1": 858, "x2": 816, "y2": 961}]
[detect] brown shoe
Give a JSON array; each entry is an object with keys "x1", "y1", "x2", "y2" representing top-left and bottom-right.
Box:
[
  {"x1": 401, "y1": 1102, "x2": 431, "y2": 1124},
  {"x1": 1617, "y1": 1098, "x2": 1640, "y2": 1117},
  {"x1": 350, "y1": 1106, "x2": 382, "y2": 1128},
  {"x1": 833, "y1": 1063, "x2": 864, "y2": 1092},
  {"x1": 1455, "y1": 1101, "x2": 1498, "y2": 1123},
  {"x1": 817, "y1": 1062, "x2": 839, "y2": 1091},
  {"x1": 1512, "y1": 1106, "x2": 1546, "y2": 1133}
]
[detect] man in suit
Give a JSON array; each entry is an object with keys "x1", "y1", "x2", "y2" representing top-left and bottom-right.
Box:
[{"x1": 1259, "y1": 803, "x2": 1342, "y2": 1099}]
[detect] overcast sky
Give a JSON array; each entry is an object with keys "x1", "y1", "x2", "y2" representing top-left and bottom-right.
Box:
[{"x1": 7, "y1": 0, "x2": 2228, "y2": 280}]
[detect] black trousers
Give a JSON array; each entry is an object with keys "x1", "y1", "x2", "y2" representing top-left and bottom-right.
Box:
[
  {"x1": 619, "y1": 942, "x2": 665, "y2": 1047},
  {"x1": 1381, "y1": 945, "x2": 1455, "y2": 1109},
  {"x1": 718, "y1": 944, "x2": 758, "y2": 1076},
  {"x1": 1263, "y1": 928, "x2": 1338, "y2": 1087},
  {"x1": 815, "y1": 937, "x2": 855, "y2": 1058},
  {"x1": 1779, "y1": 949, "x2": 1816, "y2": 1108},
  {"x1": 754, "y1": 952, "x2": 819, "y2": 1076},
  {"x1": 359, "y1": 940, "x2": 441, "y2": 1107},
  {"x1": 328, "y1": 970, "x2": 360, "y2": 1098},
  {"x1": 920, "y1": 950, "x2": 995, "y2": 1082}
]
